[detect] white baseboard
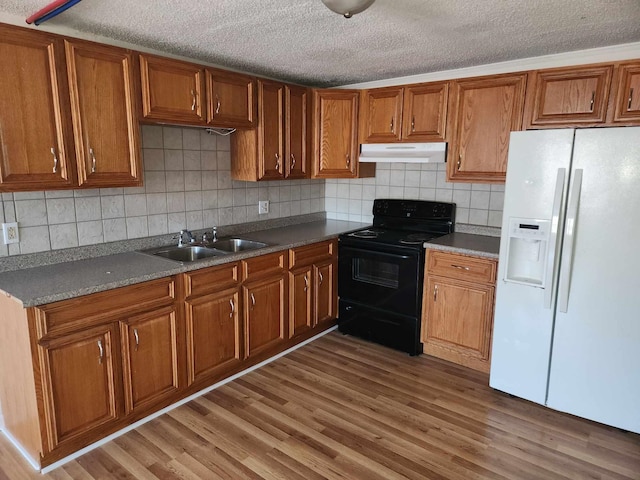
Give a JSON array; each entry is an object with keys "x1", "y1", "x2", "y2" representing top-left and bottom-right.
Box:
[{"x1": 0, "y1": 428, "x2": 41, "y2": 471}]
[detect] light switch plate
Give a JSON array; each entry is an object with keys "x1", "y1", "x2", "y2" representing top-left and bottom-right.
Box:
[{"x1": 2, "y1": 222, "x2": 19, "y2": 244}]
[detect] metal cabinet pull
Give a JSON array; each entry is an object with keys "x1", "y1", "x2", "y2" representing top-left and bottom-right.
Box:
[
  {"x1": 290, "y1": 153, "x2": 296, "y2": 169},
  {"x1": 319, "y1": 271, "x2": 324, "y2": 285},
  {"x1": 89, "y1": 147, "x2": 96, "y2": 173},
  {"x1": 390, "y1": 117, "x2": 394, "y2": 133},
  {"x1": 97, "y1": 339, "x2": 104, "y2": 364},
  {"x1": 275, "y1": 153, "x2": 280, "y2": 171},
  {"x1": 250, "y1": 293, "x2": 256, "y2": 308},
  {"x1": 451, "y1": 264, "x2": 471, "y2": 271},
  {"x1": 50, "y1": 147, "x2": 58, "y2": 173},
  {"x1": 191, "y1": 89, "x2": 197, "y2": 111},
  {"x1": 133, "y1": 328, "x2": 139, "y2": 351},
  {"x1": 629, "y1": 88, "x2": 634, "y2": 110},
  {"x1": 589, "y1": 91, "x2": 595, "y2": 112},
  {"x1": 346, "y1": 154, "x2": 350, "y2": 167},
  {"x1": 303, "y1": 274, "x2": 309, "y2": 292},
  {"x1": 229, "y1": 298, "x2": 235, "y2": 318},
  {"x1": 411, "y1": 116, "x2": 415, "y2": 132},
  {"x1": 215, "y1": 95, "x2": 221, "y2": 114},
  {"x1": 433, "y1": 285, "x2": 438, "y2": 302},
  {"x1": 457, "y1": 154, "x2": 462, "y2": 170}
]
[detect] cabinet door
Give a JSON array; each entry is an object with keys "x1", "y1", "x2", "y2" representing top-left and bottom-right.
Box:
[
  {"x1": 285, "y1": 85, "x2": 309, "y2": 179},
  {"x1": 524, "y1": 66, "x2": 612, "y2": 128},
  {"x1": 185, "y1": 287, "x2": 242, "y2": 385},
  {"x1": 312, "y1": 90, "x2": 359, "y2": 178},
  {"x1": 120, "y1": 306, "x2": 180, "y2": 414},
  {"x1": 422, "y1": 276, "x2": 494, "y2": 373},
  {"x1": 38, "y1": 325, "x2": 121, "y2": 450},
  {"x1": 206, "y1": 69, "x2": 255, "y2": 128},
  {"x1": 360, "y1": 87, "x2": 403, "y2": 142},
  {"x1": 289, "y1": 267, "x2": 313, "y2": 338},
  {"x1": 65, "y1": 40, "x2": 142, "y2": 188},
  {"x1": 447, "y1": 74, "x2": 526, "y2": 183},
  {"x1": 0, "y1": 25, "x2": 74, "y2": 191},
  {"x1": 314, "y1": 259, "x2": 337, "y2": 326},
  {"x1": 139, "y1": 55, "x2": 205, "y2": 125},
  {"x1": 610, "y1": 62, "x2": 640, "y2": 124},
  {"x1": 243, "y1": 275, "x2": 286, "y2": 358},
  {"x1": 258, "y1": 80, "x2": 285, "y2": 180},
  {"x1": 402, "y1": 82, "x2": 448, "y2": 141}
]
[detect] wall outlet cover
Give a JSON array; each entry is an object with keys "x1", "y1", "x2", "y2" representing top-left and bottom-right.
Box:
[
  {"x1": 2, "y1": 222, "x2": 19, "y2": 244},
  {"x1": 258, "y1": 200, "x2": 269, "y2": 215}
]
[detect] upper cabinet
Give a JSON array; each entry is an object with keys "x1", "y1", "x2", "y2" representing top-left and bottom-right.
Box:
[
  {"x1": 312, "y1": 89, "x2": 374, "y2": 179},
  {"x1": 447, "y1": 73, "x2": 527, "y2": 184},
  {"x1": 0, "y1": 25, "x2": 75, "y2": 192},
  {"x1": 360, "y1": 82, "x2": 449, "y2": 143},
  {"x1": 524, "y1": 65, "x2": 613, "y2": 128},
  {"x1": 65, "y1": 40, "x2": 142, "y2": 187},
  {"x1": 231, "y1": 80, "x2": 309, "y2": 181},
  {"x1": 139, "y1": 54, "x2": 206, "y2": 125},
  {"x1": 206, "y1": 68, "x2": 256, "y2": 128},
  {"x1": 609, "y1": 61, "x2": 640, "y2": 124}
]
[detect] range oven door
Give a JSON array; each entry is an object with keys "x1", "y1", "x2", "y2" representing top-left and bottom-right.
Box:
[{"x1": 338, "y1": 243, "x2": 423, "y2": 317}]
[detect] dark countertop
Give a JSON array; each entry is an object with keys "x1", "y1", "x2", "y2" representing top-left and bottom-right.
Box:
[
  {"x1": 0, "y1": 220, "x2": 368, "y2": 307},
  {"x1": 425, "y1": 232, "x2": 500, "y2": 259}
]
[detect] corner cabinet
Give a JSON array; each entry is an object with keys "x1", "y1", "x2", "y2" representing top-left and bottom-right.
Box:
[
  {"x1": 312, "y1": 89, "x2": 374, "y2": 179},
  {"x1": 447, "y1": 73, "x2": 527, "y2": 184},
  {"x1": 206, "y1": 68, "x2": 256, "y2": 128},
  {"x1": 421, "y1": 250, "x2": 497, "y2": 373}
]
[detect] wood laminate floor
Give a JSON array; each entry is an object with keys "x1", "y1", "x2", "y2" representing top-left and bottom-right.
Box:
[{"x1": 1, "y1": 332, "x2": 639, "y2": 479}]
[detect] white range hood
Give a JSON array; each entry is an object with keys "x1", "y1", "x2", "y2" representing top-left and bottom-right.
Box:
[{"x1": 359, "y1": 142, "x2": 447, "y2": 163}]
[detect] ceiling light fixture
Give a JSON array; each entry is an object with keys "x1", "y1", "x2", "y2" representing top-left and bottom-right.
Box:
[{"x1": 321, "y1": 0, "x2": 376, "y2": 18}]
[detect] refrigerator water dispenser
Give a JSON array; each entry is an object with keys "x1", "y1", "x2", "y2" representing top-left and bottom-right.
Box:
[{"x1": 504, "y1": 218, "x2": 550, "y2": 287}]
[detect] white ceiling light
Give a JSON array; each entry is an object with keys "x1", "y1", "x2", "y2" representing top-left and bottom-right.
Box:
[{"x1": 321, "y1": 0, "x2": 376, "y2": 18}]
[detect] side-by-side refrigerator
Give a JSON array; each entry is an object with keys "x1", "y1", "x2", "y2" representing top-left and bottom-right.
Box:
[{"x1": 490, "y1": 127, "x2": 640, "y2": 434}]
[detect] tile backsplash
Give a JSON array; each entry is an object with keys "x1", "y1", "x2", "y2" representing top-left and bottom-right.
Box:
[
  {"x1": 324, "y1": 162, "x2": 504, "y2": 226},
  {"x1": 0, "y1": 126, "x2": 325, "y2": 257}
]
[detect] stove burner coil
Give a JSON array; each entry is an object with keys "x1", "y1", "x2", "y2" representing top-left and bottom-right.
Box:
[{"x1": 350, "y1": 229, "x2": 378, "y2": 239}]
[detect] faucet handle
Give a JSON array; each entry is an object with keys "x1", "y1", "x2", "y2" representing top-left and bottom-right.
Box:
[{"x1": 202, "y1": 226, "x2": 217, "y2": 244}]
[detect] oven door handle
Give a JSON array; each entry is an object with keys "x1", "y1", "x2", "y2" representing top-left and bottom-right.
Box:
[{"x1": 340, "y1": 246, "x2": 414, "y2": 261}]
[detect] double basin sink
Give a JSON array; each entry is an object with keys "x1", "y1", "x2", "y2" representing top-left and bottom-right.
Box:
[{"x1": 140, "y1": 238, "x2": 269, "y2": 263}]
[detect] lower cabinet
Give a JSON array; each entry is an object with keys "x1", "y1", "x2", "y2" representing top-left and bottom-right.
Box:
[{"x1": 421, "y1": 250, "x2": 497, "y2": 373}]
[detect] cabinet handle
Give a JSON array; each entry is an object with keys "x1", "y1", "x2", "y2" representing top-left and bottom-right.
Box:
[
  {"x1": 457, "y1": 154, "x2": 462, "y2": 170},
  {"x1": 229, "y1": 298, "x2": 235, "y2": 318},
  {"x1": 451, "y1": 264, "x2": 471, "y2": 271},
  {"x1": 303, "y1": 274, "x2": 309, "y2": 292},
  {"x1": 50, "y1": 147, "x2": 58, "y2": 173},
  {"x1": 346, "y1": 154, "x2": 350, "y2": 168},
  {"x1": 275, "y1": 153, "x2": 280, "y2": 171},
  {"x1": 589, "y1": 91, "x2": 595, "y2": 112},
  {"x1": 97, "y1": 339, "x2": 104, "y2": 364},
  {"x1": 433, "y1": 285, "x2": 438, "y2": 302},
  {"x1": 250, "y1": 293, "x2": 256, "y2": 309},
  {"x1": 390, "y1": 117, "x2": 394, "y2": 133},
  {"x1": 411, "y1": 116, "x2": 415, "y2": 132},
  {"x1": 89, "y1": 147, "x2": 96, "y2": 173},
  {"x1": 215, "y1": 95, "x2": 221, "y2": 114},
  {"x1": 629, "y1": 88, "x2": 634, "y2": 110},
  {"x1": 290, "y1": 153, "x2": 296, "y2": 169},
  {"x1": 133, "y1": 328, "x2": 139, "y2": 351},
  {"x1": 319, "y1": 271, "x2": 324, "y2": 285},
  {"x1": 191, "y1": 89, "x2": 197, "y2": 111}
]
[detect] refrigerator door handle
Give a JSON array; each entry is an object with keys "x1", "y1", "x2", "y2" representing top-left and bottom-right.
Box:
[
  {"x1": 544, "y1": 168, "x2": 566, "y2": 309},
  {"x1": 558, "y1": 169, "x2": 583, "y2": 313}
]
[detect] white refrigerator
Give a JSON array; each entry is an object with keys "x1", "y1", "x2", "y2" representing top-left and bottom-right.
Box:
[{"x1": 490, "y1": 127, "x2": 640, "y2": 434}]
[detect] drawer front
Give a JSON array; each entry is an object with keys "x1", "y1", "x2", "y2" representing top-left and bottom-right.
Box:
[
  {"x1": 289, "y1": 240, "x2": 336, "y2": 269},
  {"x1": 242, "y1": 251, "x2": 287, "y2": 282},
  {"x1": 183, "y1": 262, "x2": 239, "y2": 298},
  {"x1": 35, "y1": 277, "x2": 176, "y2": 338},
  {"x1": 427, "y1": 250, "x2": 496, "y2": 284}
]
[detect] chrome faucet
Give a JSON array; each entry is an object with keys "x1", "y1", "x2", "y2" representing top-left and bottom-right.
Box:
[
  {"x1": 202, "y1": 226, "x2": 217, "y2": 244},
  {"x1": 176, "y1": 229, "x2": 196, "y2": 247}
]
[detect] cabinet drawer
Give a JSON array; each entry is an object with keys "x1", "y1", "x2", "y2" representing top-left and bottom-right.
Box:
[
  {"x1": 183, "y1": 262, "x2": 239, "y2": 298},
  {"x1": 242, "y1": 251, "x2": 287, "y2": 282},
  {"x1": 34, "y1": 277, "x2": 176, "y2": 338},
  {"x1": 289, "y1": 240, "x2": 335, "y2": 269},
  {"x1": 426, "y1": 251, "x2": 496, "y2": 284}
]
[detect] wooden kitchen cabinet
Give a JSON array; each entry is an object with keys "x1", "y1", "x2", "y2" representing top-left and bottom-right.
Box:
[
  {"x1": 312, "y1": 89, "x2": 374, "y2": 178},
  {"x1": 231, "y1": 80, "x2": 309, "y2": 181},
  {"x1": 523, "y1": 65, "x2": 613, "y2": 128},
  {"x1": 139, "y1": 54, "x2": 206, "y2": 125},
  {"x1": 0, "y1": 24, "x2": 75, "y2": 192},
  {"x1": 289, "y1": 266, "x2": 313, "y2": 338},
  {"x1": 421, "y1": 250, "x2": 497, "y2": 373},
  {"x1": 206, "y1": 68, "x2": 256, "y2": 128},
  {"x1": 183, "y1": 263, "x2": 242, "y2": 386},
  {"x1": 447, "y1": 73, "x2": 527, "y2": 183},
  {"x1": 65, "y1": 39, "x2": 142, "y2": 188},
  {"x1": 360, "y1": 82, "x2": 449, "y2": 143},
  {"x1": 314, "y1": 258, "x2": 337, "y2": 326},
  {"x1": 609, "y1": 61, "x2": 640, "y2": 124}
]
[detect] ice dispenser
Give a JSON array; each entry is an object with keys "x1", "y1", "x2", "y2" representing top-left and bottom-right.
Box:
[{"x1": 504, "y1": 218, "x2": 550, "y2": 287}]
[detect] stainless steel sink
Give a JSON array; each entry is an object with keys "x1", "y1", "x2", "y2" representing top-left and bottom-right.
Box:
[
  {"x1": 140, "y1": 245, "x2": 227, "y2": 262},
  {"x1": 206, "y1": 238, "x2": 269, "y2": 252}
]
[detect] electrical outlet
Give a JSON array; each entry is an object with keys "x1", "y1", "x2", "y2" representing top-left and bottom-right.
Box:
[
  {"x1": 2, "y1": 222, "x2": 19, "y2": 244},
  {"x1": 258, "y1": 200, "x2": 269, "y2": 215}
]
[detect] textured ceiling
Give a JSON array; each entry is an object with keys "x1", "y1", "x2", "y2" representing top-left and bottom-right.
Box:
[{"x1": 2, "y1": 0, "x2": 640, "y2": 87}]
